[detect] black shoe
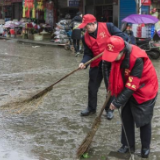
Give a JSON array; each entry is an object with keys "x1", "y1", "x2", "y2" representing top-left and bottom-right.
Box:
[
  {"x1": 106, "y1": 109, "x2": 114, "y2": 120},
  {"x1": 118, "y1": 145, "x2": 135, "y2": 153},
  {"x1": 141, "y1": 148, "x2": 150, "y2": 158},
  {"x1": 81, "y1": 108, "x2": 96, "y2": 116}
]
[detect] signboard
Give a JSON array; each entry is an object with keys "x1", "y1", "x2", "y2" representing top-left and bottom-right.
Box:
[
  {"x1": 68, "y1": 0, "x2": 80, "y2": 7},
  {"x1": 141, "y1": 0, "x2": 151, "y2": 6}
]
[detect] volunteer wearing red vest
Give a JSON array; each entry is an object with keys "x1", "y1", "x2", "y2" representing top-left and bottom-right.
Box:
[
  {"x1": 102, "y1": 36, "x2": 158, "y2": 158},
  {"x1": 78, "y1": 14, "x2": 129, "y2": 118}
]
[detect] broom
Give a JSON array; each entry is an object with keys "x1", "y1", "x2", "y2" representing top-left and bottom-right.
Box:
[
  {"x1": 76, "y1": 92, "x2": 111, "y2": 158},
  {"x1": 0, "y1": 52, "x2": 103, "y2": 114}
]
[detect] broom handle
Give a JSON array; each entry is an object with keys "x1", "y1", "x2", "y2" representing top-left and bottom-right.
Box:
[
  {"x1": 31, "y1": 52, "x2": 103, "y2": 100},
  {"x1": 97, "y1": 91, "x2": 111, "y2": 119}
]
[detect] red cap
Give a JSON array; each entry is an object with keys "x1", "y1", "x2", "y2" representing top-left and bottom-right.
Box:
[
  {"x1": 102, "y1": 36, "x2": 125, "y2": 62},
  {"x1": 78, "y1": 14, "x2": 96, "y2": 28}
]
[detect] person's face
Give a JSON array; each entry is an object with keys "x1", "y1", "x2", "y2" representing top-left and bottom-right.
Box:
[
  {"x1": 84, "y1": 23, "x2": 97, "y2": 33},
  {"x1": 115, "y1": 51, "x2": 124, "y2": 61}
]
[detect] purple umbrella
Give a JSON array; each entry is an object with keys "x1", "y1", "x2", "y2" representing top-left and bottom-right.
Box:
[{"x1": 122, "y1": 14, "x2": 159, "y2": 24}]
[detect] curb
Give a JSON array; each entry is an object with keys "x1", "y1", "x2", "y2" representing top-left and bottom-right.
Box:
[{"x1": 0, "y1": 36, "x2": 65, "y2": 47}]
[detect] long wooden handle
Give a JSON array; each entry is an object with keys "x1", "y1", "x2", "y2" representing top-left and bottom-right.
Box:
[
  {"x1": 97, "y1": 91, "x2": 111, "y2": 119},
  {"x1": 31, "y1": 52, "x2": 103, "y2": 100}
]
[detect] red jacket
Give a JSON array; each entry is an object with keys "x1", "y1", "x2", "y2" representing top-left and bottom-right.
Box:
[
  {"x1": 84, "y1": 22, "x2": 111, "y2": 67},
  {"x1": 110, "y1": 45, "x2": 158, "y2": 104},
  {"x1": 127, "y1": 45, "x2": 158, "y2": 103}
]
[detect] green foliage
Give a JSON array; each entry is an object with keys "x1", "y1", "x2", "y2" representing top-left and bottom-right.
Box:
[
  {"x1": 82, "y1": 153, "x2": 89, "y2": 159},
  {"x1": 101, "y1": 155, "x2": 106, "y2": 160}
]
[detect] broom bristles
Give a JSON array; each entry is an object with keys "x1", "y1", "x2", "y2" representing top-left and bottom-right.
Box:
[
  {"x1": 76, "y1": 92, "x2": 111, "y2": 158},
  {"x1": 76, "y1": 117, "x2": 101, "y2": 157},
  {"x1": 0, "y1": 90, "x2": 48, "y2": 115}
]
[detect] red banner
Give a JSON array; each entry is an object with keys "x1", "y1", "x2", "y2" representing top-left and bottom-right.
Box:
[
  {"x1": 141, "y1": 0, "x2": 151, "y2": 6},
  {"x1": 25, "y1": 0, "x2": 34, "y2": 9}
]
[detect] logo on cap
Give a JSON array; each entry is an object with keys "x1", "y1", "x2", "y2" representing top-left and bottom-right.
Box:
[{"x1": 107, "y1": 44, "x2": 114, "y2": 51}]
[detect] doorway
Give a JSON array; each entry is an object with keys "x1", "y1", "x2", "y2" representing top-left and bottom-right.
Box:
[{"x1": 95, "y1": 5, "x2": 113, "y2": 22}]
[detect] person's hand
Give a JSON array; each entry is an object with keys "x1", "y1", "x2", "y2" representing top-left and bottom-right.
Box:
[
  {"x1": 110, "y1": 103, "x2": 116, "y2": 110},
  {"x1": 79, "y1": 63, "x2": 86, "y2": 69}
]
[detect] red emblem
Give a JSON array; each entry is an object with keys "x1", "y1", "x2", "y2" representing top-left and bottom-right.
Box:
[{"x1": 107, "y1": 44, "x2": 114, "y2": 51}]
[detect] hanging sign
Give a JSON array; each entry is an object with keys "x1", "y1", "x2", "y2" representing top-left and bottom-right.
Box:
[
  {"x1": 68, "y1": 0, "x2": 80, "y2": 7},
  {"x1": 141, "y1": 0, "x2": 151, "y2": 6},
  {"x1": 25, "y1": 0, "x2": 34, "y2": 9},
  {"x1": 37, "y1": 0, "x2": 45, "y2": 10}
]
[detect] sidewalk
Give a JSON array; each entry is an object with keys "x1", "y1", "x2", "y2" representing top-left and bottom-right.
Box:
[{"x1": 0, "y1": 36, "x2": 65, "y2": 47}]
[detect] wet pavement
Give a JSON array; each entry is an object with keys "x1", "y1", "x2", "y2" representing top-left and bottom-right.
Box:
[{"x1": 0, "y1": 39, "x2": 160, "y2": 160}]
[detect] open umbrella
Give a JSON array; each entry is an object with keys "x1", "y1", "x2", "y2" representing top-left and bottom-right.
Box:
[{"x1": 122, "y1": 14, "x2": 159, "y2": 24}]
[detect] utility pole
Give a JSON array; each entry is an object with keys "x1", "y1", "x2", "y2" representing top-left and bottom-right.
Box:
[{"x1": 136, "y1": 0, "x2": 141, "y2": 14}]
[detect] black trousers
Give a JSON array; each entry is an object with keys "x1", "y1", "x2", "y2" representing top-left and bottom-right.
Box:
[
  {"x1": 121, "y1": 101, "x2": 151, "y2": 149},
  {"x1": 88, "y1": 64, "x2": 113, "y2": 112},
  {"x1": 88, "y1": 65, "x2": 103, "y2": 111},
  {"x1": 73, "y1": 39, "x2": 80, "y2": 52}
]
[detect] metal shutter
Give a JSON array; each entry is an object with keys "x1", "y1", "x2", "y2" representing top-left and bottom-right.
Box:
[{"x1": 119, "y1": 0, "x2": 136, "y2": 27}]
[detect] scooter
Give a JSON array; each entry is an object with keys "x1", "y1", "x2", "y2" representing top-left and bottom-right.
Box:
[{"x1": 136, "y1": 37, "x2": 160, "y2": 59}]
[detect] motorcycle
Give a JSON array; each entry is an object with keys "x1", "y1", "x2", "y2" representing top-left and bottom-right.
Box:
[{"x1": 136, "y1": 36, "x2": 160, "y2": 59}]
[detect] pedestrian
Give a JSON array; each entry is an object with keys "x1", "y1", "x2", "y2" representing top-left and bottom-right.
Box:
[
  {"x1": 102, "y1": 36, "x2": 158, "y2": 158},
  {"x1": 78, "y1": 14, "x2": 129, "y2": 119},
  {"x1": 70, "y1": 11, "x2": 83, "y2": 56},
  {"x1": 121, "y1": 23, "x2": 136, "y2": 45}
]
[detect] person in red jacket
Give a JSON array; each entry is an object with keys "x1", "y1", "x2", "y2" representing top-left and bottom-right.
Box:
[
  {"x1": 102, "y1": 35, "x2": 158, "y2": 158},
  {"x1": 78, "y1": 14, "x2": 129, "y2": 119}
]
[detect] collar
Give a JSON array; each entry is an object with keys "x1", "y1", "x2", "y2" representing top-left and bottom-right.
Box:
[{"x1": 121, "y1": 42, "x2": 132, "y2": 69}]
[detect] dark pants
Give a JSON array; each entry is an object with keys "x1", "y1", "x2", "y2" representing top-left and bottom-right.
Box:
[
  {"x1": 121, "y1": 101, "x2": 151, "y2": 149},
  {"x1": 73, "y1": 39, "x2": 80, "y2": 52},
  {"x1": 88, "y1": 65, "x2": 103, "y2": 111}
]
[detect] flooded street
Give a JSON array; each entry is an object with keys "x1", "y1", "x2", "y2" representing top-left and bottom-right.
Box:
[{"x1": 0, "y1": 39, "x2": 160, "y2": 160}]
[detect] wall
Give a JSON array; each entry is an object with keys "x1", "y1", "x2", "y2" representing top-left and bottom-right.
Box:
[{"x1": 113, "y1": 4, "x2": 118, "y2": 27}]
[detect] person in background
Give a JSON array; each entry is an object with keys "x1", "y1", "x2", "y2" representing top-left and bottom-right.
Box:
[
  {"x1": 78, "y1": 14, "x2": 129, "y2": 119},
  {"x1": 122, "y1": 23, "x2": 136, "y2": 45},
  {"x1": 57, "y1": 12, "x2": 82, "y2": 56},
  {"x1": 70, "y1": 11, "x2": 83, "y2": 56},
  {"x1": 102, "y1": 36, "x2": 158, "y2": 158},
  {"x1": 150, "y1": 8, "x2": 158, "y2": 18}
]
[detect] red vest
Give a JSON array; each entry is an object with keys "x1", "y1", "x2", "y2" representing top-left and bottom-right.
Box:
[
  {"x1": 125, "y1": 45, "x2": 158, "y2": 104},
  {"x1": 84, "y1": 22, "x2": 111, "y2": 67}
]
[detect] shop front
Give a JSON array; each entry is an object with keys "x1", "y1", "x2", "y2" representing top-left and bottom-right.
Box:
[
  {"x1": 0, "y1": 0, "x2": 13, "y2": 21},
  {"x1": 12, "y1": 0, "x2": 22, "y2": 20},
  {"x1": 141, "y1": 0, "x2": 151, "y2": 14},
  {"x1": 84, "y1": 0, "x2": 118, "y2": 26},
  {"x1": 57, "y1": 0, "x2": 81, "y2": 20}
]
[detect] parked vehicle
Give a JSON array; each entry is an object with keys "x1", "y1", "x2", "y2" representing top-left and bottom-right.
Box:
[
  {"x1": 121, "y1": 14, "x2": 160, "y2": 59},
  {"x1": 136, "y1": 36, "x2": 160, "y2": 59}
]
